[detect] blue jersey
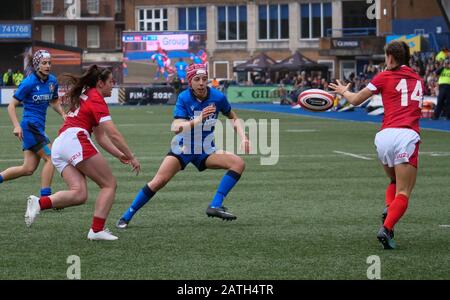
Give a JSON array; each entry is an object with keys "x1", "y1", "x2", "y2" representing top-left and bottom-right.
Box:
[
  {"x1": 174, "y1": 61, "x2": 188, "y2": 76},
  {"x1": 190, "y1": 54, "x2": 203, "y2": 64},
  {"x1": 173, "y1": 87, "x2": 231, "y2": 154},
  {"x1": 152, "y1": 53, "x2": 165, "y2": 67},
  {"x1": 14, "y1": 72, "x2": 58, "y2": 126}
]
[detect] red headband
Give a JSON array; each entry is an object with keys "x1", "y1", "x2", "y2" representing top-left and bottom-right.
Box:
[{"x1": 186, "y1": 64, "x2": 207, "y2": 85}]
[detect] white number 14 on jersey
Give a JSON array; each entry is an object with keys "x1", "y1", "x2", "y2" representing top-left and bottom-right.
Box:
[{"x1": 395, "y1": 79, "x2": 423, "y2": 107}]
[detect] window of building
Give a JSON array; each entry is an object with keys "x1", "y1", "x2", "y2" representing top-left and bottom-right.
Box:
[
  {"x1": 178, "y1": 7, "x2": 206, "y2": 31},
  {"x1": 41, "y1": 0, "x2": 53, "y2": 14},
  {"x1": 64, "y1": 25, "x2": 77, "y2": 47},
  {"x1": 41, "y1": 25, "x2": 54, "y2": 43},
  {"x1": 138, "y1": 8, "x2": 168, "y2": 31},
  {"x1": 217, "y1": 5, "x2": 247, "y2": 41},
  {"x1": 87, "y1": 0, "x2": 99, "y2": 14},
  {"x1": 300, "y1": 2, "x2": 332, "y2": 39},
  {"x1": 342, "y1": 1, "x2": 376, "y2": 36},
  {"x1": 115, "y1": 0, "x2": 122, "y2": 14},
  {"x1": 214, "y1": 61, "x2": 229, "y2": 79},
  {"x1": 87, "y1": 25, "x2": 100, "y2": 48},
  {"x1": 258, "y1": 4, "x2": 288, "y2": 40}
]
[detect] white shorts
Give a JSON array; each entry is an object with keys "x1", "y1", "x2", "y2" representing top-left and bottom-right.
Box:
[
  {"x1": 374, "y1": 128, "x2": 420, "y2": 168},
  {"x1": 51, "y1": 127, "x2": 99, "y2": 174}
]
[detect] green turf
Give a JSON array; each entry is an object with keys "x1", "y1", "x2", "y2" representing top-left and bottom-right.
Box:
[{"x1": 0, "y1": 105, "x2": 449, "y2": 279}]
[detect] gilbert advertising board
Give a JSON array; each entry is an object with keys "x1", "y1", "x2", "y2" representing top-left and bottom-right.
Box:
[{"x1": 226, "y1": 86, "x2": 294, "y2": 103}]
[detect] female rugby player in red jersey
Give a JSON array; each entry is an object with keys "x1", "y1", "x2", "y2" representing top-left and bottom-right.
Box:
[{"x1": 330, "y1": 41, "x2": 424, "y2": 249}]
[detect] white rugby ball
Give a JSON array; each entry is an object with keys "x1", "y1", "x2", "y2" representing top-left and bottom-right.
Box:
[{"x1": 297, "y1": 89, "x2": 334, "y2": 112}]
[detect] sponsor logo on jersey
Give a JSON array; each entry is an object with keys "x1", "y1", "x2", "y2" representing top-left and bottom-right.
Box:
[{"x1": 32, "y1": 94, "x2": 53, "y2": 102}]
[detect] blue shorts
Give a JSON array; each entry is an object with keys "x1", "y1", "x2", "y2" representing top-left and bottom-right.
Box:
[
  {"x1": 21, "y1": 120, "x2": 50, "y2": 153},
  {"x1": 167, "y1": 151, "x2": 211, "y2": 172}
]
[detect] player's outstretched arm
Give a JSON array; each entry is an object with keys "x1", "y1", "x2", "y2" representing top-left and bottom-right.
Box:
[
  {"x1": 98, "y1": 120, "x2": 140, "y2": 175},
  {"x1": 226, "y1": 110, "x2": 250, "y2": 154},
  {"x1": 329, "y1": 80, "x2": 373, "y2": 106},
  {"x1": 170, "y1": 105, "x2": 216, "y2": 134},
  {"x1": 93, "y1": 125, "x2": 127, "y2": 162},
  {"x1": 49, "y1": 98, "x2": 66, "y2": 120},
  {"x1": 7, "y1": 98, "x2": 23, "y2": 141}
]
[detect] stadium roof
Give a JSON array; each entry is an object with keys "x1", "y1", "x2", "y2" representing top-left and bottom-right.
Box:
[
  {"x1": 232, "y1": 52, "x2": 276, "y2": 72},
  {"x1": 269, "y1": 51, "x2": 329, "y2": 75}
]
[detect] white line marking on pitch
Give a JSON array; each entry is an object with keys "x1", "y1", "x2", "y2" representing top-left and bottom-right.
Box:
[
  {"x1": 0, "y1": 159, "x2": 23, "y2": 162},
  {"x1": 439, "y1": 225, "x2": 450, "y2": 228},
  {"x1": 420, "y1": 152, "x2": 450, "y2": 157},
  {"x1": 285, "y1": 129, "x2": 318, "y2": 133},
  {"x1": 333, "y1": 151, "x2": 374, "y2": 160}
]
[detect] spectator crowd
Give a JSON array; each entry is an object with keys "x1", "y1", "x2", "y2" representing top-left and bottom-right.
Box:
[{"x1": 2, "y1": 68, "x2": 24, "y2": 87}]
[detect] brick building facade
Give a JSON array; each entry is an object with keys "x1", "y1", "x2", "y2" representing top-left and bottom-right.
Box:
[
  {"x1": 123, "y1": 0, "x2": 447, "y2": 82},
  {"x1": 32, "y1": 0, "x2": 125, "y2": 80}
]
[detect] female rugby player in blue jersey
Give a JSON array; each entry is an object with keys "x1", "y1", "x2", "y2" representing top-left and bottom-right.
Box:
[
  {"x1": 0, "y1": 50, "x2": 65, "y2": 198},
  {"x1": 116, "y1": 63, "x2": 250, "y2": 228}
]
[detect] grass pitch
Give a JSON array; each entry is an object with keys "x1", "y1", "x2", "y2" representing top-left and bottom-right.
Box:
[{"x1": 0, "y1": 105, "x2": 449, "y2": 279}]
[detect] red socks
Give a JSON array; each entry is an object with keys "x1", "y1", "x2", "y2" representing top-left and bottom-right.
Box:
[
  {"x1": 39, "y1": 196, "x2": 53, "y2": 210},
  {"x1": 385, "y1": 183, "x2": 396, "y2": 207},
  {"x1": 384, "y1": 194, "x2": 409, "y2": 230},
  {"x1": 91, "y1": 216, "x2": 106, "y2": 233},
  {"x1": 39, "y1": 198, "x2": 106, "y2": 233}
]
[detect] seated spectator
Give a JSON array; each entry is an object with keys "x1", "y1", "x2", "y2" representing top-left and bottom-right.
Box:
[
  {"x1": 281, "y1": 74, "x2": 293, "y2": 85},
  {"x1": 319, "y1": 78, "x2": 328, "y2": 90},
  {"x1": 278, "y1": 84, "x2": 295, "y2": 105}
]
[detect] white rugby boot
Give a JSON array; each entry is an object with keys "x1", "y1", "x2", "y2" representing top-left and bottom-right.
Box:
[
  {"x1": 25, "y1": 195, "x2": 41, "y2": 227},
  {"x1": 87, "y1": 228, "x2": 118, "y2": 241}
]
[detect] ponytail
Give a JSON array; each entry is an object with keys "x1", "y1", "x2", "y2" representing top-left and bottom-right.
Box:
[
  {"x1": 401, "y1": 41, "x2": 411, "y2": 67},
  {"x1": 58, "y1": 65, "x2": 111, "y2": 111},
  {"x1": 23, "y1": 49, "x2": 33, "y2": 77}
]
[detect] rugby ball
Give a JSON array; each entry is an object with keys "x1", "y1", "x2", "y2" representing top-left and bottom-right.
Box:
[{"x1": 297, "y1": 89, "x2": 334, "y2": 112}]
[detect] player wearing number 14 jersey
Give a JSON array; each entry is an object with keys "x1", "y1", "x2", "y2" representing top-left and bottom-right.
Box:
[{"x1": 330, "y1": 41, "x2": 424, "y2": 249}]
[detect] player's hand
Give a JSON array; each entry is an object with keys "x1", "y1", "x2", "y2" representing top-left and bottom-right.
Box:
[
  {"x1": 13, "y1": 126, "x2": 23, "y2": 141},
  {"x1": 129, "y1": 157, "x2": 141, "y2": 175},
  {"x1": 201, "y1": 105, "x2": 216, "y2": 121},
  {"x1": 240, "y1": 137, "x2": 251, "y2": 154},
  {"x1": 329, "y1": 80, "x2": 351, "y2": 96},
  {"x1": 118, "y1": 153, "x2": 129, "y2": 164}
]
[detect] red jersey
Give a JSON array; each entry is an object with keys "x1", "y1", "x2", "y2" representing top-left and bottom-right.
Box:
[
  {"x1": 59, "y1": 88, "x2": 111, "y2": 135},
  {"x1": 367, "y1": 65, "x2": 424, "y2": 133}
]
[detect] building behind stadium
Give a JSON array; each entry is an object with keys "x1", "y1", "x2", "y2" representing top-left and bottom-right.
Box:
[
  {"x1": 0, "y1": 0, "x2": 449, "y2": 84},
  {"x1": 123, "y1": 0, "x2": 449, "y2": 82}
]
